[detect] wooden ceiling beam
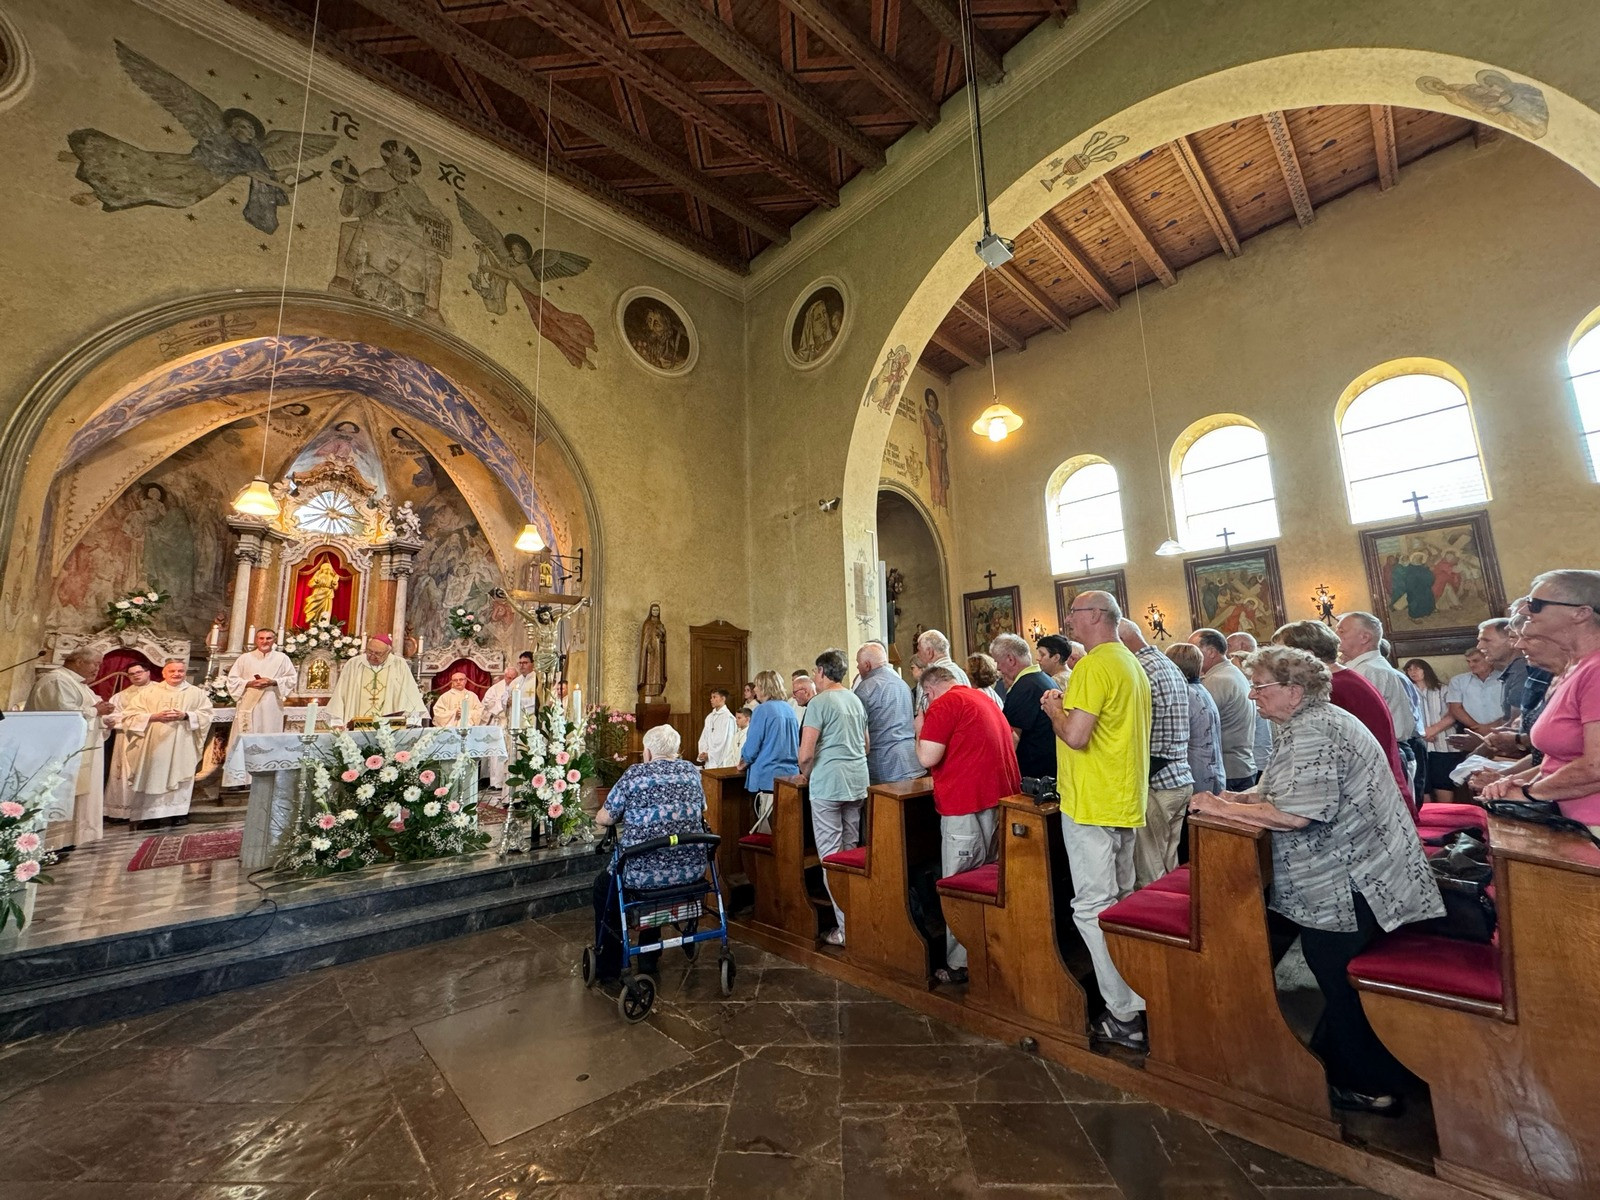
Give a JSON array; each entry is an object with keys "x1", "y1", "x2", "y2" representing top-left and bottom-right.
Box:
[
  {"x1": 353, "y1": 0, "x2": 791, "y2": 244},
  {"x1": 641, "y1": 0, "x2": 886, "y2": 169},
  {"x1": 1090, "y1": 176, "x2": 1176, "y2": 286},
  {"x1": 904, "y1": 0, "x2": 1004, "y2": 84},
  {"x1": 994, "y1": 263, "x2": 1071, "y2": 332},
  {"x1": 930, "y1": 328, "x2": 986, "y2": 371},
  {"x1": 1370, "y1": 104, "x2": 1399, "y2": 191},
  {"x1": 918, "y1": 356, "x2": 953, "y2": 387},
  {"x1": 228, "y1": 0, "x2": 746, "y2": 272},
  {"x1": 1033, "y1": 215, "x2": 1118, "y2": 311},
  {"x1": 1169, "y1": 135, "x2": 1239, "y2": 258},
  {"x1": 506, "y1": 0, "x2": 837, "y2": 207},
  {"x1": 777, "y1": 0, "x2": 939, "y2": 129},
  {"x1": 952, "y1": 297, "x2": 1025, "y2": 353},
  {"x1": 1262, "y1": 110, "x2": 1315, "y2": 226},
  {"x1": 1473, "y1": 122, "x2": 1501, "y2": 149}
]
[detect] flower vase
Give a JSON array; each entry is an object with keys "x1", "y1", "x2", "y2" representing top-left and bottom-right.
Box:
[{"x1": 0, "y1": 883, "x2": 37, "y2": 947}]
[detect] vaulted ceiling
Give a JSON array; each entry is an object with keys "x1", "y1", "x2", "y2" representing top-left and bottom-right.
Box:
[
  {"x1": 224, "y1": 0, "x2": 1067, "y2": 271},
  {"x1": 920, "y1": 104, "x2": 1487, "y2": 378}
]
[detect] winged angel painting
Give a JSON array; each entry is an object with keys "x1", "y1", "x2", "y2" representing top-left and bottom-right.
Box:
[
  {"x1": 456, "y1": 195, "x2": 598, "y2": 370},
  {"x1": 65, "y1": 41, "x2": 336, "y2": 234}
]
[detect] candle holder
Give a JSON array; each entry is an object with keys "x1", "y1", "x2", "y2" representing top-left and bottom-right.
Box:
[
  {"x1": 1145, "y1": 604, "x2": 1170, "y2": 641},
  {"x1": 1312, "y1": 584, "x2": 1338, "y2": 627}
]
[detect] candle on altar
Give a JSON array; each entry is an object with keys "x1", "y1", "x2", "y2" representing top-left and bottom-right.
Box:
[
  {"x1": 246, "y1": 624, "x2": 255, "y2": 644},
  {"x1": 510, "y1": 687, "x2": 522, "y2": 732},
  {"x1": 460, "y1": 692, "x2": 470, "y2": 728},
  {"x1": 571, "y1": 687, "x2": 582, "y2": 723},
  {"x1": 206, "y1": 621, "x2": 222, "y2": 652},
  {"x1": 417, "y1": 637, "x2": 425, "y2": 661},
  {"x1": 305, "y1": 699, "x2": 318, "y2": 736}
]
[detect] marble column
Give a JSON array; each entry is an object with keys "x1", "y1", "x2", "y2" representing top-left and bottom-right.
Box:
[
  {"x1": 224, "y1": 526, "x2": 267, "y2": 654},
  {"x1": 387, "y1": 543, "x2": 420, "y2": 651}
]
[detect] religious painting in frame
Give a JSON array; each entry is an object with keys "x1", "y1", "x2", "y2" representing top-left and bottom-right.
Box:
[
  {"x1": 962, "y1": 585, "x2": 1021, "y2": 656},
  {"x1": 783, "y1": 276, "x2": 850, "y2": 371},
  {"x1": 1055, "y1": 572, "x2": 1129, "y2": 635},
  {"x1": 616, "y1": 286, "x2": 698, "y2": 377},
  {"x1": 1359, "y1": 511, "x2": 1506, "y2": 655},
  {"x1": 1184, "y1": 547, "x2": 1287, "y2": 644}
]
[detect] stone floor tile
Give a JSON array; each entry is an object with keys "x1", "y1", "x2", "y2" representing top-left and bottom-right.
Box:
[
  {"x1": 969, "y1": 1044, "x2": 1067, "y2": 1103},
  {"x1": 709, "y1": 1151, "x2": 843, "y2": 1199},
  {"x1": 976, "y1": 1188, "x2": 1124, "y2": 1199},
  {"x1": 1073, "y1": 1103, "x2": 1263, "y2": 1200},
  {"x1": 574, "y1": 1103, "x2": 726, "y2": 1187},
  {"x1": 210, "y1": 1091, "x2": 426, "y2": 1184},
  {"x1": 67, "y1": 1101, "x2": 284, "y2": 1183},
  {"x1": 1209, "y1": 1130, "x2": 1350, "y2": 1189},
  {"x1": 722, "y1": 1055, "x2": 840, "y2": 1159},
  {"x1": 179, "y1": 1187, "x2": 313, "y2": 1199},
  {"x1": 837, "y1": 1000, "x2": 937, "y2": 1045},
  {"x1": 957, "y1": 1101, "x2": 1116, "y2": 1187},
  {"x1": 840, "y1": 1042, "x2": 986, "y2": 1103},
  {"x1": 1044, "y1": 1059, "x2": 1138, "y2": 1103},
  {"x1": 754, "y1": 968, "x2": 838, "y2": 1002},
  {"x1": 672, "y1": 999, "x2": 839, "y2": 1048},
  {"x1": 841, "y1": 1103, "x2": 981, "y2": 1198}
]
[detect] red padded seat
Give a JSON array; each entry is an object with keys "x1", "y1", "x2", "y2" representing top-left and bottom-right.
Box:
[
  {"x1": 1100, "y1": 886, "x2": 1192, "y2": 940},
  {"x1": 1416, "y1": 803, "x2": 1489, "y2": 834},
  {"x1": 822, "y1": 846, "x2": 868, "y2": 870},
  {"x1": 1348, "y1": 930, "x2": 1503, "y2": 1005},
  {"x1": 1146, "y1": 866, "x2": 1191, "y2": 895},
  {"x1": 738, "y1": 832, "x2": 773, "y2": 850},
  {"x1": 938, "y1": 861, "x2": 1000, "y2": 898}
]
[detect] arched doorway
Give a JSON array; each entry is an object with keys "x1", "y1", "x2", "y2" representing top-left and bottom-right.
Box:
[{"x1": 876, "y1": 485, "x2": 949, "y2": 670}]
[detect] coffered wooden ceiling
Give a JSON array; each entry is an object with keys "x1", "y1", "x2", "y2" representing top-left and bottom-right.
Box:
[
  {"x1": 224, "y1": 0, "x2": 1068, "y2": 271},
  {"x1": 921, "y1": 104, "x2": 1486, "y2": 378}
]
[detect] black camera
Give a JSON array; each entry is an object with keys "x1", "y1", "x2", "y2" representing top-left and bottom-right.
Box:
[{"x1": 1020, "y1": 776, "x2": 1059, "y2": 806}]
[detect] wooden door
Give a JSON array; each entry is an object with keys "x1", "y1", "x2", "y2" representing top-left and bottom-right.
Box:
[{"x1": 688, "y1": 620, "x2": 749, "y2": 741}]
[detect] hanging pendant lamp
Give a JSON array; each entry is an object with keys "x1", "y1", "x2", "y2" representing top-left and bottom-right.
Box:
[
  {"x1": 514, "y1": 524, "x2": 546, "y2": 554},
  {"x1": 232, "y1": 477, "x2": 280, "y2": 517},
  {"x1": 971, "y1": 402, "x2": 1023, "y2": 442}
]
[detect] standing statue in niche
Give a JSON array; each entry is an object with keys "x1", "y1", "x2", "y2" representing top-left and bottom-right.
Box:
[
  {"x1": 302, "y1": 561, "x2": 340, "y2": 626},
  {"x1": 638, "y1": 603, "x2": 667, "y2": 702}
]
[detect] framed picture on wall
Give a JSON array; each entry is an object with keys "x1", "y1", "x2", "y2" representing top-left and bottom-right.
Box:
[
  {"x1": 1055, "y1": 571, "x2": 1129, "y2": 634},
  {"x1": 1184, "y1": 547, "x2": 1287, "y2": 644},
  {"x1": 962, "y1": 585, "x2": 1021, "y2": 656},
  {"x1": 1359, "y1": 511, "x2": 1506, "y2": 655}
]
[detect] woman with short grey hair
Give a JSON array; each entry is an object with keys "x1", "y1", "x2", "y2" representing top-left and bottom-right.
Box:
[
  {"x1": 799, "y1": 648, "x2": 870, "y2": 946},
  {"x1": 1189, "y1": 645, "x2": 1442, "y2": 1116}
]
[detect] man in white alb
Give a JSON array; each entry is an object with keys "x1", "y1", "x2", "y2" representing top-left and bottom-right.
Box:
[
  {"x1": 105, "y1": 661, "x2": 155, "y2": 821},
  {"x1": 325, "y1": 634, "x2": 426, "y2": 727},
  {"x1": 223, "y1": 628, "x2": 298, "y2": 786},
  {"x1": 513, "y1": 650, "x2": 540, "y2": 711},
  {"x1": 121, "y1": 658, "x2": 214, "y2": 828},
  {"x1": 481, "y1": 666, "x2": 518, "y2": 791},
  {"x1": 26, "y1": 648, "x2": 114, "y2": 848},
  {"x1": 432, "y1": 672, "x2": 484, "y2": 727},
  {"x1": 697, "y1": 687, "x2": 740, "y2": 769}
]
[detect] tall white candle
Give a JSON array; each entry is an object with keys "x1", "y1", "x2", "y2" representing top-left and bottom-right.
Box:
[
  {"x1": 571, "y1": 687, "x2": 582, "y2": 723},
  {"x1": 305, "y1": 699, "x2": 318, "y2": 736},
  {"x1": 246, "y1": 624, "x2": 255, "y2": 644},
  {"x1": 460, "y1": 692, "x2": 470, "y2": 728},
  {"x1": 510, "y1": 687, "x2": 521, "y2": 731}
]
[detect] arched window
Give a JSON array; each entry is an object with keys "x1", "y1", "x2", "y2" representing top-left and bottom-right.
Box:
[
  {"x1": 1172, "y1": 419, "x2": 1279, "y2": 551},
  {"x1": 1568, "y1": 315, "x2": 1600, "y2": 479},
  {"x1": 1336, "y1": 360, "x2": 1487, "y2": 524},
  {"x1": 1046, "y1": 457, "x2": 1127, "y2": 575}
]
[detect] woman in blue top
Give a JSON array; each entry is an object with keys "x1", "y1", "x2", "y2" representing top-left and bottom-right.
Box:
[{"x1": 739, "y1": 668, "x2": 799, "y2": 833}]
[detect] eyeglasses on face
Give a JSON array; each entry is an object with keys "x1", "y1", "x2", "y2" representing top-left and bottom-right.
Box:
[
  {"x1": 1248, "y1": 681, "x2": 1287, "y2": 694},
  {"x1": 1527, "y1": 596, "x2": 1592, "y2": 614},
  {"x1": 1068, "y1": 606, "x2": 1107, "y2": 617}
]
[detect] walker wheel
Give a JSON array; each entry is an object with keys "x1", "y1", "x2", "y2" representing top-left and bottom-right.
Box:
[
  {"x1": 681, "y1": 919, "x2": 699, "y2": 961},
  {"x1": 618, "y1": 974, "x2": 656, "y2": 1023},
  {"x1": 581, "y1": 945, "x2": 597, "y2": 988},
  {"x1": 719, "y1": 954, "x2": 737, "y2": 997}
]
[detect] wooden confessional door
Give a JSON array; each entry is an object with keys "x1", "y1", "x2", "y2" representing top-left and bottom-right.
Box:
[{"x1": 688, "y1": 621, "x2": 749, "y2": 740}]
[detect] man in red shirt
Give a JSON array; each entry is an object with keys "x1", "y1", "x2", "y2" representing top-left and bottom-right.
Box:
[{"x1": 915, "y1": 665, "x2": 1023, "y2": 984}]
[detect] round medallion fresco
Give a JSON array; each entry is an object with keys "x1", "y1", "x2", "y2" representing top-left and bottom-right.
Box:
[
  {"x1": 616, "y1": 287, "x2": 698, "y2": 377},
  {"x1": 784, "y1": 277, "x2": 850, "y2": 371}
]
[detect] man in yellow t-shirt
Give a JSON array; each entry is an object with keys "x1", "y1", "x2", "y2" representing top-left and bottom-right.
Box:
[{"x1": 1042, "y1": 590, "x2": 1152, "y2": 1052}]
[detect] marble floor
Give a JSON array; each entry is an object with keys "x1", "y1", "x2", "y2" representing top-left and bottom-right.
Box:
[{"x1": 0, "y1": 911, "x2": 1390, "y2": 1199}]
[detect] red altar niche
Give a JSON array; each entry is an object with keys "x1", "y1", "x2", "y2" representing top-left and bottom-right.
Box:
[
  {"x1": 431, "y1": 659, "x2": 492, "y2": 697},
  {"x1": 92, "y1": 648, "x2": 158, "y2": 701},
  {"x1": 289, "y1": 548, "x2": 360, "y2": 632}
]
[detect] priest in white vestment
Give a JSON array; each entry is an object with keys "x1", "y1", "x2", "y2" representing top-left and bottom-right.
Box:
[
  {"x1": 104, "y1": 662, "x2": 155, "y2": 821},
  {"x1": 121, "y1": 658, "x2": 214, "y2": 826},
  {"x1": 697, "y1": 689, "x2": 740, "y2": 769},
  {"x1": 513, "y1": 652, "x2": 540, "y2": 711},
  {"x1": 432, "y1": 672, "x2": 484, "y2": 727},
  {"x1": 26, "y1": 649, "x2": 113, "y2": 848},
  {"x1": 481, "y1": 667, "x2": 517, "y2": 791},
  {"x1": 223, "y1": 629, "x2": 299, "y2": 786},
  {"x1": 326, "y1": 634, "x2": 426, "y2": 726}
]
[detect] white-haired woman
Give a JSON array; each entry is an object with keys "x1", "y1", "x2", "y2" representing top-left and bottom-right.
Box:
[
  {"x1": 1188, "y1": 646, "x2": 1442, "y2": 1116},
  {"x1": 592, "y1": 724, "x2": 709, "y2": 982}
]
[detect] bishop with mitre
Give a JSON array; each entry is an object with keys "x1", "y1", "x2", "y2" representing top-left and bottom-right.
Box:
[
  {"x1": 432, "y1": 671, "x2": 484, "y2": 727},
  {"x1": 223, "y1": 628, "x2": 298, "y2": 786},
  {"x1": 121, "y1": 658, "x2": 214, "y2": 827},
  {"x1": 26, "y1": 647, "x2": 114, "y2": 848},
  {"x1": 326, "y1": 633, "x2": 426, "y2": 726}
]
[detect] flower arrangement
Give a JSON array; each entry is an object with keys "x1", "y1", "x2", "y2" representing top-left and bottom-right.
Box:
[
  {"x1": 282, "y1": 616, "x2": 365, "y2": 664},
  {"x1": 282, "y1": 722, "x2": 489, "y2": 876},
  {"x1": 447, "y1": 603, "x2": 488, "y2": 646},
  {"x1": 584, "y1": 705, "x2": 636, "y2": 788},
  {"x1": 504, "y1": 701, "x2": 597, "y2": 844},
  {"x1": 0, "y1": 758, "x2": 67, "y2": 932},
  {"x1": 205, "y1": 677, "x2": 236, "y2": 708},
  {"x1": 105, "y1": 587, "x2": 168, "y2": 632}
]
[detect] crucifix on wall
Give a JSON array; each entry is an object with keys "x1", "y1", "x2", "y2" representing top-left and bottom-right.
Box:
[
  {"x1": 1403, "y1": 491, "x2": 1429, "y2": 519},
  {"x1": 983, "y1": 570, "x2": 997, "y2": 588},
  {"x1": 1079, "y1": 554, "x2": 1095, "y2": 576},
  {"x1": 1217, "y1": 528, "x2": 1235, "y2": 552}
]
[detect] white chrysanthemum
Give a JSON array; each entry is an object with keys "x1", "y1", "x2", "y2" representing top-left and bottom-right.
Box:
[
  {"x1": 146, "y1": 591, "x2": 158, "y2": 601},
  {"x1": 451, "y1": 813, "x2": 469, "y2": 828},
  {"x1": 356, "y1": 783, "x2": 376, "y2": 800},
  {"x1": 311, "y1": 837, "x2": 332, "y2": 852},
  {"x1": 338, "y1": 808, "x2": 358, "y2": 822},
  {"x1": 382, "y1": 801, "x2": 401, "y2": 818},
  {"x1": 115, "y1": 600, "x2": 130, "y2": 610},
  {"x1": 423, "y1": 801, "x2": 441, "y2": 817},
  {"x1": 379, "y1": 766, "x2": 399, "y2": 783},
  {"x1": 403, "y1": 786, "x2": 421, "y2": 803}
]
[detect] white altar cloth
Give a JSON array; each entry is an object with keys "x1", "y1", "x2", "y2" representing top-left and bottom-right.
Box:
[
  {"x1": 0, "y1": 712, "x2": 90, "y2": 824},
  {"x1": 239, "y1": 726, "x2": 508, "y2": 870}
]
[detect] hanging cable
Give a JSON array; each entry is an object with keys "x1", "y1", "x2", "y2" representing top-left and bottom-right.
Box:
[
  {"x1": 958, "y1": 0, "x2": 999, "y2": 397},
  {"x1": 1133, "y1": 260, "x2": 1181, "y2": 548}
]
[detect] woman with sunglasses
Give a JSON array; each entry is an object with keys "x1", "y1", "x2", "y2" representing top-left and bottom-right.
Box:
[{"x1": 1188, "y1": 645, "x2": 1442, "y2": 1116}]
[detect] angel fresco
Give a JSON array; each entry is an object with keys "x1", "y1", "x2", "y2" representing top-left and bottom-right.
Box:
[
  {"x1": 455, "y1": 195, "x2": 598, "y2": 370},
  {"x1": 64, "y1": 41, "x2": 335, "y2": 234}
]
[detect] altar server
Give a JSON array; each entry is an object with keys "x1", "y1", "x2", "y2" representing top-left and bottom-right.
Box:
[
  {"x1": 223, "y1": 628, "x2": 298, "y2": 786},
  {"x1": 432, "y1": 672, "x2": 484, "y2": 728},
  {"x1": 121, "y1": 658, "x2": 214, "y2": 827},
  {"x1": 513, "y1": 650, "x2": 540, "y2": 709},
  {"x1": 326, "y1": 633, "x2": 426, "y2": 726},
  {"x1": 105, "y1": 662, "x2": 155, "y2": 820},
  {"x1": 482, "y1": 667, "x2": 517, "y2": 791},
  {"x1": 697, "y1": 688, "x2": 740, "y2": 769},
  {"x1": 26, "y1": 648, "x2": 113, "y2": 848}
]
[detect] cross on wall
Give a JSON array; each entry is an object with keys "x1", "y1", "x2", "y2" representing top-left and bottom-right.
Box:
[{"x1": 1403, "y1": 491, "x2": 1429, "y2": 520}]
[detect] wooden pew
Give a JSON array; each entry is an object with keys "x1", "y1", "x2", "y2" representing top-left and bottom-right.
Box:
[
  {"x1": 820, "y1": 777, "x2": 938, "y2": 988},
  {"x1": 1100, "y1": 812, "x2": 1339, "y2": 1137},
  {"x1": 736, "y1": 774, "x2": 821, "y2": 950},
  {"x1": 937, "y1": 794, "x2": 1088, "y2": 1044},
  {"x1": 700, "y1": 766, "x2": 752, "y2": 888},
  {"x1": 1351, "y1": 813, "x2": 1600, "y2": 1200}
]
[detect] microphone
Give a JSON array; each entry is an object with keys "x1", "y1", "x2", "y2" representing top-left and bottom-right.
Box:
[{"x1": 0, "y1": 650, "x2": 47, "y2": 676}]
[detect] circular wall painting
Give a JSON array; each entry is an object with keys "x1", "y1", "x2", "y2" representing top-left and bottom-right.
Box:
[
  {"x1": 784, "y1": 276, "x2": 850, "y2": 371},
  {"x1": 616, "y1": 287, "x2": 698, "y2": 377}
]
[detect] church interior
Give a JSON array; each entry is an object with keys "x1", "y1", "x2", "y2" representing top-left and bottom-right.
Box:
[{"x1": 2, "y1": 0, "x2": 1599, "y2": 1196}]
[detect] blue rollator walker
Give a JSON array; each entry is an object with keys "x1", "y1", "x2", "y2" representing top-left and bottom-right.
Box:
[{"x1": 583, "y1": 830, "x2": 737, "y2": 1022}]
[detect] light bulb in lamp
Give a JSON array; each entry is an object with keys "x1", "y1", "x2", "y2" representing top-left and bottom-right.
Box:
[
  {"x1": 971, "y1": 402, "x2": 1022, "y2": 443},
  {"x1": 514, "y1": 523, "x2": 546, "y2": 553},
  {"x1": 232, "y1": 477, "x2": 280, "y2": 518}
]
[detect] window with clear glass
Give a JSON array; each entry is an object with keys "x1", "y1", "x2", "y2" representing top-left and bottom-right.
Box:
[
  {"x1": 1047, "y1": 460, "x2": 1127, "y2": 575},
  {"x1": 1569, "y1": 324, "x2": 1600, "y2": 479},
  {"x1": 1174, "y1": 423, "x2": 1279, "y2": 550},
  {"x1": 1338, "y1": 371, "x2": 1487, "y2": 523},
  {"x1": 295, "y1": 490, "x2": 363, "y2": 536}
]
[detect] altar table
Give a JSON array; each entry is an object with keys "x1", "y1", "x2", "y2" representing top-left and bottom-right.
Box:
[{"x1": 239, "y1": 726, "x2": 507, "y2": 870}]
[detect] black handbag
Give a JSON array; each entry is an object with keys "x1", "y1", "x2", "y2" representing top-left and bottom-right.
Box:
[
  {"x1": 1485, "y1": 799, "x2": 1600, "y2": 850},
  {"x1": 1420, "y1": 832, "x2": 1497, "y2": 943}
]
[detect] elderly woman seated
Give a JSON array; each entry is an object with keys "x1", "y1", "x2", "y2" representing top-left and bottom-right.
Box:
[
  {"x1": 592, "y1": 724, "x2": 710, "y2": 982},
  {"x1": 1188, "y1": 645, "x2": 1443, "y2": 1116}
]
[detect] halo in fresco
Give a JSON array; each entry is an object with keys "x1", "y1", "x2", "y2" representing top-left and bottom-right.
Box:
[{"x1": 784, "y1": 276, "x2": 850, "y2": 371}]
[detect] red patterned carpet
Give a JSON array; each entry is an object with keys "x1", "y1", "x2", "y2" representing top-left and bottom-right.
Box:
[{"x1": 126, "y1": 828, "x2": 244, "y2": 872}]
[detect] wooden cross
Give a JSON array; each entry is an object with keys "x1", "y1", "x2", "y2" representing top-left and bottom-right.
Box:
[
  {"x1": 983, "y1": 570, "x2": 997, "y2": 588},
  {"x1": 1403, "y1": 491, "x2": 1429, "y2": 519},
  {"x1": 1217, "y1": 528, "x2": 1235, "y2": 552},
  {"x1": 1080, "y1": 554, "x2": 1095, "y2": 576}
]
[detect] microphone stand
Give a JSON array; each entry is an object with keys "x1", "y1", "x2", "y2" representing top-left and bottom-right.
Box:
[{"x1": 0, "y1": 650, "x2": 48, "y2": 720}]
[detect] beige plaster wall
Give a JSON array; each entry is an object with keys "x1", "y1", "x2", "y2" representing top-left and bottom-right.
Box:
[
  {"x1": 942, "y1": 136, "x2": 1600, "y2": 676},
  {"x1": 0, "y1": 0, "x2": 751, "y2": 714}
]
